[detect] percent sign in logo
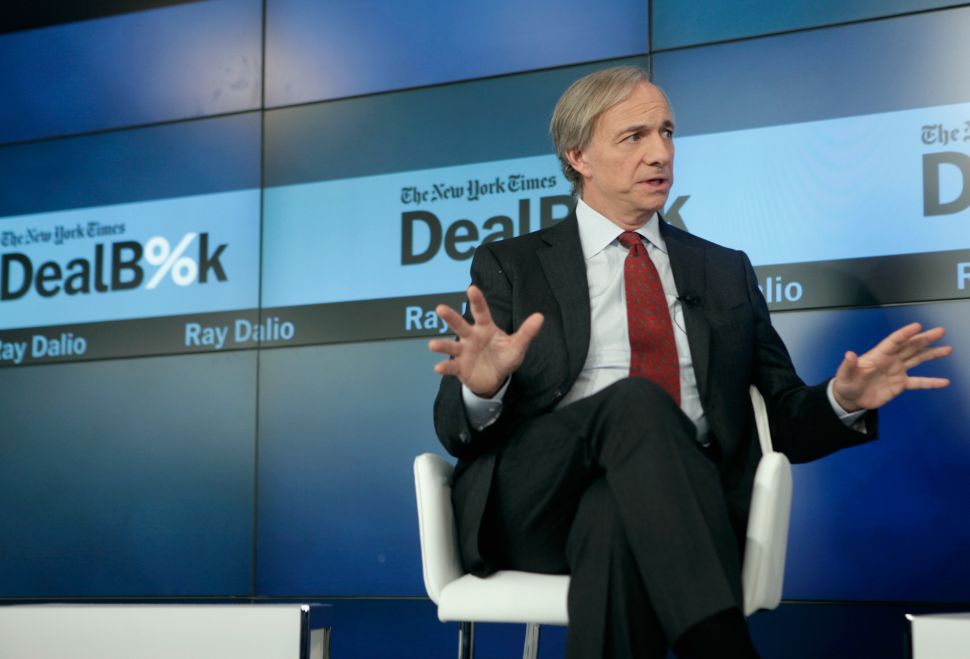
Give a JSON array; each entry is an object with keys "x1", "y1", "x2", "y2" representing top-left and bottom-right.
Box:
[{"x1": 145, "y1": 233, "x2": 199, "y2": 289}]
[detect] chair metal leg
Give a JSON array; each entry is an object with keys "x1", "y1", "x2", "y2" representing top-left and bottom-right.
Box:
[
  {"x1": 458, "y1": 621, "x2": 475, "y2": 659},
  {"x1": 522, "y1": 623, "x2": 541, "y2": 659}
]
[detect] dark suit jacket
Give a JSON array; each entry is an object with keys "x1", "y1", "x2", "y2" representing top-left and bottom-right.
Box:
[{"x1": 434, "y1": 212, "x2": 877, "y2": 574}]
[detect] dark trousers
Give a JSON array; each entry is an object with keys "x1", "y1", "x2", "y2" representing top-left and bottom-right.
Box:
[{"x1": 479, "y1": 378, "x2": 744, "y2": 658}]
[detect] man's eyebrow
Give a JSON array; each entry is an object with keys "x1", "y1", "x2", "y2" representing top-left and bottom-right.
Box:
[
  {"x1": 615, "y1": 120, "x2": 676, "y2": 138},
  {"x1": 616, "y1": 124, "x2": 648, "y2": 137}
]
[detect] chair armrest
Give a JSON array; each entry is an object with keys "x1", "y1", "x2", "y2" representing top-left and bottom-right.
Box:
[
  {"x1": 414, "y1": 453, "x2": 465, "y2": 603},
  {"x1": 741, "y1": 451, "x2": 793, "y2": 615}
]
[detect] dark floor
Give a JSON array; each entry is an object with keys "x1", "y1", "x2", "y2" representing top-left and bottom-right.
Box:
[{"x1": 313, "y1": 598, "x2": 946, "y2": 659}]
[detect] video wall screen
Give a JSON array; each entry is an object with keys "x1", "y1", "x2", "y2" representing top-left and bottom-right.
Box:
[
  {"x1": 0, "y1": 0, "x2": 262, "y2": 144},
  {"x1": 255, "y1": 338, "x2": 441, "y2": 596},
  {"x1": 652, "y1": 0, "x2": 957, "y2": 50},
  {"x1": 653, "y1": 7, "x2": 970, "y2": 312},
  {"x1": 0, "y1": 351, "x2": 257, "y2": 597},
  {"x1": 264, "y1": 0, "x2": 647, "y2": 107},
  {"x1": 773, "y1": 298, "x2": 969, "y2": 603}
]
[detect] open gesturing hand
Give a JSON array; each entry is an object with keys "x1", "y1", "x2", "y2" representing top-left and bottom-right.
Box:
[
  {"x1": 832, "y1": 322, "x2": 952, "y2": 412},
  {"x1": 428, "y1": 285, "x2": 544, "y2": 398}
]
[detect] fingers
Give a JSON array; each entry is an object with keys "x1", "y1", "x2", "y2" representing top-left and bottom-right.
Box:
[
  {"x1": 916, "y1": 325, "x2": 946, "y2": 343},
  {"x1": 903, "y1": 344, "x2": 953, "y2": 369},
  {"x1": 879, "y1": 325, "x2": 950, "y2": 372},
  {"x1": 510, "y1": 312, "x2": 544, "y2": 349},
  {"x1": 905, "y1": 375, "x2": 951, "y2": 390},
  {"x1": 434, "y1": 285, "x2": 495, "y2": 339},
  {"x1": 876, "y1": 322, "x2": 923, "y2": 355},
  {"x1": 432, "y1": 358, "x2": 461, "y2": 377},
  {"x1": 427, "y1": 338, "x2": 461, "y2": 357},
  {"x1": 429, "y1": 287, "x2": 542, "y2": 380},
  {"x1": 831, "y1": 351, "x2": 862, "y2": 410},
  {"x1": 428, "y1": 337, "x2": 463, "y2": 376},
  {"x1": 466, "y1": 285, "x2": 495, "y2": 327},
  {"x1": 435, "y1": 304, "x2": 472, "y2": 339},
  {"x1": 896, "y1": 325, "x2": 946, "y2": 358},
  {"x1": 835, "y1": 350, "x2": 859, "y2": 382},
  {"x1": 869, "y1": 324, "x2": 950, "y2": 371}
]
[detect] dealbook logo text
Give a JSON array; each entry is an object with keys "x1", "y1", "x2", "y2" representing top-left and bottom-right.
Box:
[{"x1": 0, "y1": 232, "x2": 228, "y2": 301}]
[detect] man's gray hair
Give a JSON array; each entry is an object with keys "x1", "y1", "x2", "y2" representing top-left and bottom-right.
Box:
[{"x1": 550, "y1": 66, "x2": 653, "y2": 195}]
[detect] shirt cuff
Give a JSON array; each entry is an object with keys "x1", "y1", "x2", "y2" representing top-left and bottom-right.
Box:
[
  {"x1": 462, "y1": 379, "x2": 510, "y2": 432},
  {"x1": 827, "y1": 378, "x2": 867, "y2": 432}
]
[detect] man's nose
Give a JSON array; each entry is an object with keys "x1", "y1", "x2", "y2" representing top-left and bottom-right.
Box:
[{"x1": 641, "y1": 139, "x2": 670, "y2": 168}]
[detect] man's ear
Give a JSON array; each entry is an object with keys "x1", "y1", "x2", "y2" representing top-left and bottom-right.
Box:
[{"x1": 565, "y1": 148, "x2": 590, "y2": 179}]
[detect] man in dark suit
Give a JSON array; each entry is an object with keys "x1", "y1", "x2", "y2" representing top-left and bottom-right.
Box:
[{"x1": 429, "y1": 66, "x2": 950, "y2": 658}]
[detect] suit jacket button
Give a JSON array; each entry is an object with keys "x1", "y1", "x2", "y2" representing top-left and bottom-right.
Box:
[
  {"x1": 554, "y1": 389, "x2": 563, "y2": 399},
  {"x1": 459, "y1": 431, "x2": 469, "y2": 442}
]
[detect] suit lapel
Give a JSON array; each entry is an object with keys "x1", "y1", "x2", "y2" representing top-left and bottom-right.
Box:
[
  {"x1": 532, "y1": 215, "x2": 712, "y2": 404},
  {"x1": 538, "y1": 213, "x2": 591, "y2": 386},
  {"x1": 661, "y1": 220, "x2": 712, "y2": 404}
]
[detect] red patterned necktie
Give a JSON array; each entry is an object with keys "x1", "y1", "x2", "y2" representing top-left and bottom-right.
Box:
[{"x1": 617, "y1": 231, "x2": 680, "y2": 406}]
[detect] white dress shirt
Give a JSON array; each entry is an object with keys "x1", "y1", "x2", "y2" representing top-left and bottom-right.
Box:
[{"x1": 463, "y1": 198, "x2": 863, "y2": 439}]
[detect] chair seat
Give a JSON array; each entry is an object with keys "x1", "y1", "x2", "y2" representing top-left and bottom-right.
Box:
[{"x1": 438, "y1": 571, "x2": 570, "y2": 626}]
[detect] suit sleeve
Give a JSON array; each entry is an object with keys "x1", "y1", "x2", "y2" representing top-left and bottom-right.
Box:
[
  {"x1": 742, "y1": 253, "x2": 878, "y2": 463},
  {"x1": 433, "y1": 244, "x2": 515, "y2": 460}
]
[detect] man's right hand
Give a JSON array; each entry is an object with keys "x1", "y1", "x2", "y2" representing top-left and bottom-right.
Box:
[{"x1": 428, "y1": 285, "x2": 544, "y2": 398}]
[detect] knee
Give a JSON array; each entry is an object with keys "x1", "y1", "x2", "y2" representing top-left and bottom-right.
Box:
[
  {"x1": 596, "y1": 377, "x2": 689, "y2": 432},
  {"x1": 601, "y1": 377, "x2": 678, "y2": 416}
]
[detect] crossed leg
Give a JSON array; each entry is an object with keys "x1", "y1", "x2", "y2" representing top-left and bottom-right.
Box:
[{"x1": 479, "y1": 378, "x2": 749, "y2": 658}]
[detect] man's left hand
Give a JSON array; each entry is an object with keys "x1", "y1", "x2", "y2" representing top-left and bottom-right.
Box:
[{"x1": 832, "y1": 322, "x2": 952, "y2": 412}]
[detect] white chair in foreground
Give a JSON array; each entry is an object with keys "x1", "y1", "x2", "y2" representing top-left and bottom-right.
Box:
[{"x1": 414, "y1": 385, "x2": 792, "y2": 659}]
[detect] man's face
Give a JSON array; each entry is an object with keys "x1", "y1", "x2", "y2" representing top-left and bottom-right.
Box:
[{"x1": 567, "y1": 82, "x2": 675, "y2": 229}]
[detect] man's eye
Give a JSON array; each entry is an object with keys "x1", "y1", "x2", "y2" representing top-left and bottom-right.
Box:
[
  {"x1": 626, "y1": 133, "x2": 641, "y2": 142},
  {"x1": 662, "y1": 128, "x2": 675, "y2": 138}
]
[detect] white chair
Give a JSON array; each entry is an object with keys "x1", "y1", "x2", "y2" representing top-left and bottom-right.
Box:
[{"x1": 414, "y1": 386, "x2": 792, "y2": 659}]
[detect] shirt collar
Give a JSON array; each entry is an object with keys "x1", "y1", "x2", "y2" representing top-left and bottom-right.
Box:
[{"x1": 575, "y1": 197, "x2": 666, "y2": 260}]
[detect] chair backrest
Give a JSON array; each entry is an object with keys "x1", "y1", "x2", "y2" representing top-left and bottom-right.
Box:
[{"x1": 413, "y1": 453, "x2": 464, "y2": 604}]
